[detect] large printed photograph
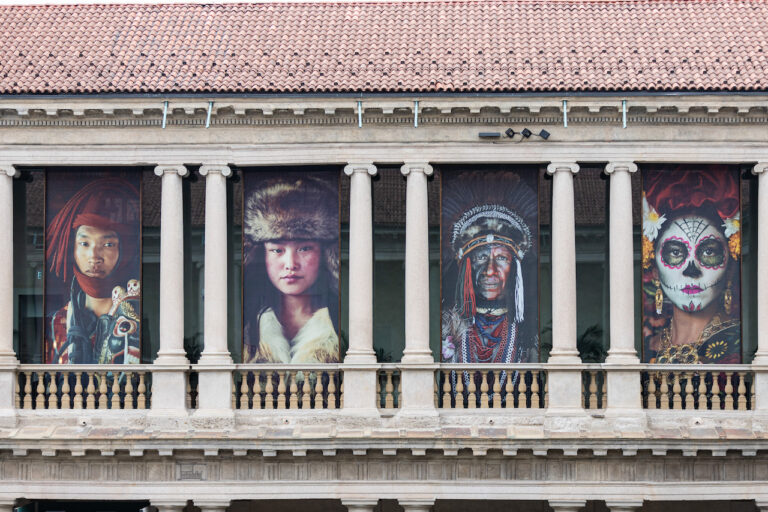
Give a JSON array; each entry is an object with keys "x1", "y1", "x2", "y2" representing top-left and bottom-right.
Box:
[
  {"x1": 642, "y1": 165, "x2": 742, "y2": 364},
  {"x1": 242, "y1": 170, "x2": 341, "y2": 364},
  {"x1": 44, "y1": 171, "x2": 142, "y2": 364},
  {"x1": 441, "y1": 167, "x2": 540, "y2": 364}
]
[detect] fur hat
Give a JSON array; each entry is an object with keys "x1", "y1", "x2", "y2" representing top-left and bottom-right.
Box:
[{"x1": 244, "y1": 176, "x2": 338, "y2": 243}]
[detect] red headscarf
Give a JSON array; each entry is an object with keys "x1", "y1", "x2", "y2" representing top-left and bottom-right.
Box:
[
  {"x1": 46, "y1": 177, "x2": 139, "y2": 298},
  {"x1": 644, "y1": 165, "x2": 740, "y2": 221}
]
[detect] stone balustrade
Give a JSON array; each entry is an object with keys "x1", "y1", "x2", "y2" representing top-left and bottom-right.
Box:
[
  {"x1": 641, "y1": 365, "x2": 754, "y2": 411},
  {"x1": 435, "y1": 364, "x2": 548, "y2": 409}
]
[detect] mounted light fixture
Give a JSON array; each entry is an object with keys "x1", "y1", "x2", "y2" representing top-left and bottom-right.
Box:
[
  {"x1": 538, "y1": 129, "x2": 550, "y2": 140},
  {"x1": 521, "y1": 128, "x2": 533, "y2": 138},
  {"x1": 478, "y1": 132, "x2": 501, "y2": 139},
  {"x1": 504, "y1": 128, "x2": 516, "y2": 138}
]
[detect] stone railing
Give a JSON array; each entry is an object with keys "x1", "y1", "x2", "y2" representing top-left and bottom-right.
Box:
[
  {"x1": 232, "y1": 364, "x2": 343, "y2": 410},
  {"x1": 582, "y1": 366, "x2": 607, "y2": 410},
  {"x1": 16, "y1": 364, "x2": 152, "y2": 410},
  {"x1": 641, "y1": 364, "x2": 754, "y2": 411},
  {"x1": 435, "y1": 364, "x2": 548, "y2": 409},
  {"x1": 377, "y1": 364, "x2": 401, "y2": 410}
]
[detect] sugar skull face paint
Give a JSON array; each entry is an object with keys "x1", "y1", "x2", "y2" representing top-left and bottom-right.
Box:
[{"x1": 655, "y1": 215, "x2": 729, "y2": 312}]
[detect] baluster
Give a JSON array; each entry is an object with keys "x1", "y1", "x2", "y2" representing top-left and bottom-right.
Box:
[
  {"x1": 376, "y1": 371, "x2": 382, "y2": 408},
  {"x1": 385, "y1": 371, "x2": 395, "y2": 409},
  {"x1": 265, "y1": 373, "x2": 274, "y2": 410},
  {"x1": 23, "y1": 371, "x2": 32, "y2": 409},
  {"x1": 111, "y1": 373, "x2": 120, "y2": 409},
  {"x1": 581, "y1": 372, "x2": 587, "y2": 408},
  {"x1": 98, "y1": 372, "x2": 108, "y2": 409},
  {"x1": 504, "y1": 372, "x2": 514, "y2": 409},
  {"x1": 711, "y1": 373, "x2": 721, "y2": 410},
  {"x1": 86, "y1": 372, "x2": 96, "y2": 410},
  {"x1": 252, "y1": 371, "x2": 262, "y2": 410},
  {"x1": 276, "y1": 371, "x2": 287, "y2": 410},
  {"x1": 137, "y1": 373, "x2": 147, "y2": 409},
  {"x1": 185, "y1": 378, "x2": 192, "y2": 409},
  {"x1": 724, "y1": 373, "x2": 734, "y2": 410},
  {"x1": 530, "y1": 370, "x2": 540, "y2": 409},
  {"x1": 74, "y1": 372, "x2": 84, "y2": 409},
  {"x1": 588, "y1": 371, "x2": 598, "y2": 409},
  {"x1": 124, "y1": 372, "x2": 134, "y2": 410},
  {"x1": 492, "y1": 371, "x2": 502, "y2": 408},
  {"x1": 601, "y1": 372, "x2": 607, "y2": 408},
  {"x1": 395, "y1": 375, "x2": 399, "y2": 408},
  {"x1": 544, "y1": 376, "x2": 549, "y2": 408},
  {"x1": 239, "y1": 372, "x2": 249, "y2": 409},
  {"x1": 441, "y1": 371, "x2": 451, "y2": 409},
  {"x1": 697, "y1": 373, "x2": 707, "y2": 410},
  {"x1": 672, "y1": 373, "x2": 682, "y2": 410},
  {"x1": 302, "y1": 373, "x2": 312, "y2": 409},
  {"x1": 61, "y1": 372, "x2": 71, "y2": 409},
  {"x1": 327, "y1": 372, "x2": 337, "y2": 410},
  {"x1": 455, "y1": 373, "x2": 465, "y2": 409},
  {"x1": 659, "y1": 372, "x2": 669, "y2": 410},
  {"x1": 647, "y1": 373, "x2": 657, "y2": 409},
  {"x1": 751, "y1": 373, "x2": 757, "y2": 411},
  {"x1": 36, "y1": 372, "x2": 46, "y2": 409},
  {"x1": 14, "y1": 372, "x2": 20, "y2": 409},
  {"x1": 684, "y1": 372, "x2": 694, "y2": 410},
  {"x1": 289, "y1": 372, "x2": 299, "y2": 409},
  {"x1": 311, "y1": 371, "x2": 322, "y2": 410},
  {"x1": 737, "y1": 372, "x2": 747, "y2": 411},
  {"x1": 480, "y1": 372, "x2": 489, "y2": 408},
  {"x1": 340, "y1": 379, "x2": 345, "y2": 408},
  {"x1": 518, "y1": 371, "x2": 528, "y2": 408},
  {"x1": 49, "y1": 373, "x2": 59, "y2": 409},
  {"x1": 467, "y1": 372, "x2": 477, "y2": 409}
]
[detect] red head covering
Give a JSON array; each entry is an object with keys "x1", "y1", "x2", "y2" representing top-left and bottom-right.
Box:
[
  {"x1": 46, "y1": 177, "x2": 139, "y2": 298},
  {"x1": 644, "y1": 165, "x2": 740, "y2": 221}
]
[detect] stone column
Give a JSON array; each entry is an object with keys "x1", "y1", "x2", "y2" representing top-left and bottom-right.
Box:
[
  {"x1": 605, "y1": 501, "x2": 643, "y2": 512},
  {"x1": 151, "y1": 165, "x2": 190, "y2": 417},
  {"x1": 757, "y1": 499, "x2": 768, "y2": 512},
  {"x1": 604, "y1": 163, "x2": 643, "y2": 417},
  {"x1": 399, "y1": 162, "x2": 437, "y2": 413},
  {"x1": 398, "y1": 499, "x2": 435, "y2": 512},
  {"x1": 342, "y1": 163, "x2": 379, "y2": 414},
  {"x1": 548, "y1": 500, "x2": 586, "y2": 512},
  {"x1": 545, "y1": 162, "x2": 584, "y2": 417},
  {"x1": 342, "y1": 499, "x2": 379, "y2": 512},
  {"x1": 195, "y1": 164, "x2": 234, "y2": 419},
  {"x1": 752, "y1": 162, "x2": 768, "y2": 412},
  {"x1": 193, "y1": 501, "x2": 230, "y2": 512},
  {"x1": 0, "y1": 165, "x2": 18, "y2": 427},
  {"x1": 0, "y1": 499, "x2": 15, "y2": 512},
  {"x1": 151, "y1": 502, "x2": 186, "y2": 512}
]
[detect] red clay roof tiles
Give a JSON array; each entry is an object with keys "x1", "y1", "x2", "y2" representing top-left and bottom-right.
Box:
[{"x1": 0, "y1": 1, "x2": 767, "y2": 95}]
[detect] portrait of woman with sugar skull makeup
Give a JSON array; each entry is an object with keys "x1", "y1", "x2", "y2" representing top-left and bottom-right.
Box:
[{"x1": 642, "y1": 165, "x2": 741, "y2": 364}]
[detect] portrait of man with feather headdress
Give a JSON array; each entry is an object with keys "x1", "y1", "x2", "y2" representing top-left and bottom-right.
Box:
[{"x1": 441, "y1": 168, "x2": 539, "y2": 364}]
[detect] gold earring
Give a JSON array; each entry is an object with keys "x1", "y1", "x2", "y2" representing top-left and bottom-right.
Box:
[
  {"x1": 654, "y1": 279, "x2": 664, "y2": 315},
  {"x1": 724, "y1": 281, "x2": 733, "y2": 316}
]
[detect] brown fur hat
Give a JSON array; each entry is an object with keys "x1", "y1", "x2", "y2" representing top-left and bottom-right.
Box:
[{"x1": 244, "y1": 176, "x2": 338, "y2": 243}]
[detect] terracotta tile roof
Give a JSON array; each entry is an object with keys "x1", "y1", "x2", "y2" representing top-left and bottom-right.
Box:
[{"x1": 1, "y1": 0, "x2": 767, "y2": 95}]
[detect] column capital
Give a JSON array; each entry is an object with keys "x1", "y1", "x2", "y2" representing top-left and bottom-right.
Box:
[
  {"x1": 193, "y1": 501, "x2": 230, "y2": 512},
  {"x1": 154, "y1": 164, "x2": 189, "y2": 177},
  {"x1": 604, "y1": 501, "x2": 643, "y2": 512},
  {"x1": 0, "y1": 164, "x2": 19, "y2": 178},
  {"x1": 344, "y1": 162, "x2": 377, "y2": 176},
  {"x1": 547, "y1": 162, "x2": 580, "y2": 175},
  {"x1": 398, "y1": 498, "x2": 436, "y2": 511},
  {"x1": 605, "y1": 162, "x2": 638, "y2": 175},
  {"x1": 548, "y1": 500, "x2": 586, "y2": 512},
  {"x1": 400, "y1": 162, "x2": 434, "y2": 177},
  {"x1": 752, "y1": 162, "x2": 768, "y2": 175},
  {"x1": 342, "y1": 499, "x2": 380, "y2": 511},
  {"x1": 150, "y1": 501, "x2": 187, "y2": 512},
  {"x1": 199, "y1": 163, "x2": 232, "y2": 177}
]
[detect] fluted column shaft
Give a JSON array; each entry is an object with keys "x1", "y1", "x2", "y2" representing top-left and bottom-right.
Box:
[
  {"x1": 199, "y1": 164, "x2": 233, "y2": 364},
  {"x1": 401, "y1": 162, "x2": 434, "y2": 363},
  {"x1": 605, "y1": 162, "x2": 639, "y2": 363},
  {"x1": 547, "y1": 162, "x2": 581, "y2": 363},
  {"x1": 343, "y1": 163, "x2": 377, "y2": 364},
  {"x1": 0, "y1": 165, "x2": 17, "y2": 364},
  {"x1": 154, "y1": 164, "x2": 189, "y2": 364}
]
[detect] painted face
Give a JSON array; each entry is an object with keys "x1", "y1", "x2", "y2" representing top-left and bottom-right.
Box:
[
  {"x1": 470, "y1": 243, "x2": 515, "y2": 301},
  {"x1": 264, "y1": 240, "x2": 322, "y2": 296},
  {"x1": 74, "y1": 225, "x2": 120, "y2": 278},
  {"x1": 655, "y1": 215, "x2": 729, "y2": 313}
]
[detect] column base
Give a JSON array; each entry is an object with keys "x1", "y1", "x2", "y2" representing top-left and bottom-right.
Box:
[
  {"x1": 604, "y1": 350, "x2": 640, "y2": 365},
  {"x1": 547, "y1": 350, "x2": 582, "y2": 364},
  {"x1": 343, "y1": 350, "x2": 377, "y2": 365},
  {"x1": 400, "y1": 348, "x2": 434, "y2": 365},
  {"x1": 154, "y1": 351, "x2": 190, "y2": 366},
  {"x1": 197, "y1": 351, "x2": 233, "y2": 365}
]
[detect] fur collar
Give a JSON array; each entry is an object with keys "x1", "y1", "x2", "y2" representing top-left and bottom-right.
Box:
[{"x1": 251, "y1": 307, "x2": 339, "y2": 364}]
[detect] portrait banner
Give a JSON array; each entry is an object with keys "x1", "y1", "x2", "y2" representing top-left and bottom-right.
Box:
[
  {"x1": 44, "y1": 170, "x2": 142, "y2": 364},
  {"x1": 242, "y1": 169, "x2": 341, "y2": 364},
  {"x1": 641, "y1": 165, "x2": 742, "y2": 364},
  {"x1": 441, "y1": 167, "x2": 540, "y2": 364}
]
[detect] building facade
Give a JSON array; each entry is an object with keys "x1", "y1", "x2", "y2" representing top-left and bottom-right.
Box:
[{"x1": 1, "y1": 1, "x2": 768, "y2": 511}]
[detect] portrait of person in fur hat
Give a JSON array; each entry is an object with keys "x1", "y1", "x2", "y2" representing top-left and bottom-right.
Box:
[
  {"x1": 242, "y1": 171, "x2": 340, "y2": 364},
  {"x1": 44, "y1": 172, "x2": 142, "y2": 365},
  {"x1": 441, "y1": 168, "x2": 539, "y2": 365}
]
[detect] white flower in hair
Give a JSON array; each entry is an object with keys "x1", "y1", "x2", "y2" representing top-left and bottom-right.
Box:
[
  {"x1": 723, "y1": 212, "x2": 740, "y2": 238},
  {"x1": 642, "y1": 195, "x2": 666, "y2": 241}
]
